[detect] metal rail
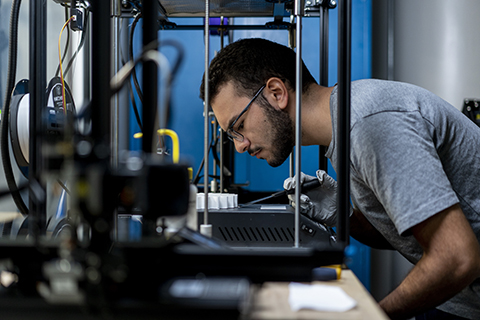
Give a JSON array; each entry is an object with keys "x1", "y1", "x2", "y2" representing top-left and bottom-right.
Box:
[
  {"x1": 29, "y1": 0, "x2": 47, "y2": 238},
  {"x1": 336, "y1": 0, "x2": 351, "y2": 246},
  {"x1": 294, "y1": 0, "x2": 303, "y2": 248},
  {"x1": 203, "y1": 0, "x2": 210, "y2": 227}
]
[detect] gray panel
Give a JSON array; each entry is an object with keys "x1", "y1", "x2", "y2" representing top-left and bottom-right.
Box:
[
  {"x1": 393, "y1": 0, "x2": 480, "y2": 109},
  {"x1": 371, "y1": 0, "x2": 479, "y2": 303}
]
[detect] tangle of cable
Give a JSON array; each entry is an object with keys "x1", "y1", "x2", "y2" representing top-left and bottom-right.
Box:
[
  {"x1": 58, "y1": 16, "x2": 74, "y2": 113},
  {"x1": 64, "y1": 9, "x2": 90, "y2": 77},
  {"x1": 55, "y1": 5, "x2": 71, "y2": 78}
]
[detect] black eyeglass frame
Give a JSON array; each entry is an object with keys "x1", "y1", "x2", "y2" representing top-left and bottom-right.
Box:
[{"x1": 226, "y1": 84, "x2": 266, "y2": 142}]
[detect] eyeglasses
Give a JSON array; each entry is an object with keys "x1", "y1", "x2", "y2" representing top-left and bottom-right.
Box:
[{"x1": 226, "y1": 84, "x2": 266, "y2": 142}]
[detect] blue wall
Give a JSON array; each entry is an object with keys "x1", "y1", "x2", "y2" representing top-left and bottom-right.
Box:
[
  {"x1": 155, "y1": 1, "x2": 371, "y2": 193},
  {"x1": 130, "y1": 0, "x2": 372, "y2": 289}
]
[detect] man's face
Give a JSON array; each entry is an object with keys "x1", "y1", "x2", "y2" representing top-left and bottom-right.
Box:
[{"x1": 211, "y1": 82, "x2": 294, "y2": 167}]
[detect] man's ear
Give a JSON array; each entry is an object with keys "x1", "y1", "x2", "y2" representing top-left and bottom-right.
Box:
[{"x1": 265, "y1": 77, "x2": 289, "y2": 110}]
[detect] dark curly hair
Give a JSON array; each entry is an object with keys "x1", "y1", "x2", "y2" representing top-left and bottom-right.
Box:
[{"x1": 199, "y1": 38, "x2": 317, "y2": 102}]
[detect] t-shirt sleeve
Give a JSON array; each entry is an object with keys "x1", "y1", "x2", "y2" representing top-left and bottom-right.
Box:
[{"x1": 350, "y1": 110, "x2": 459, "y2": 235}]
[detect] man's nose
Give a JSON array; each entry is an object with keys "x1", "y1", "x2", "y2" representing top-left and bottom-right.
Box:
[{"x1": 234, "y1": 138, "x2": 249, "y2": 153}]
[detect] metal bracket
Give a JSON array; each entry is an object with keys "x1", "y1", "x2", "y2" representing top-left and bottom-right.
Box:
[
  {"x1": 316, "y1": 0, "x2": 337, "y2": 8},
  {"x1": 265, "y1": 3, "x2": 291, "y2": 29},
  {"x1": 305, "y1": 0, "x2": 337, "y2": 16}
]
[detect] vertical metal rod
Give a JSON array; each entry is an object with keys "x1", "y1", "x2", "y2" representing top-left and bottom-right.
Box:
[
  {"x1": 111, "y1": 1, "x2": 121, "y2": 239},
  {"x1": 219, "y1": 137, "x2": 224, "y2": 192},
  {"x1": 336, "y1": 0, "x2": 351, "y2": 246},
  {"x1": 319, "y1": 5, "x2": 330, "y2": 87},
  {"x1": 319, "y1": 3, "x2": 329, "y2": 171},
  {"x1": 212, "y1": 118, "x2": 217, "y2": 192},
  {"x1": 219, "y1": 18, "x2": 225, "y2": 193},
  {"x1": 142, "y1": 0, "x2": 158, "y2": 154},
  {"x1": 288, "y1": 14, "x2": 295, "y2": 180},
  {"x1": 29, "y1": 0, "x2": 47, "y2": 237},
  {"x1": 294, "y1": 0, "x2": 303, "y2": 248},
  {"x1": 203, "y1": 0, "x2": 210, "y2": 224},
  {"x1": 387, "y1": 0, "x2": 394, "y2": 80},
  {"x1": 289, "y1": 154, "x2": 294, "y2": 178},
  {"x1": 112, "y1": 15, "x2": 120, "y2": 168}
]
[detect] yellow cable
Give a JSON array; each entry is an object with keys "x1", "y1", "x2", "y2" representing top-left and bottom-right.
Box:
[
  {"x1": 58, "y1": 16, "x2": 74, "y2": 114},
  {"x1": 133, "y1": 130, "x2": 180, "y2": 164},
  {"x1": 157, "y1": 129, "x2": 179, "y2": 164}
]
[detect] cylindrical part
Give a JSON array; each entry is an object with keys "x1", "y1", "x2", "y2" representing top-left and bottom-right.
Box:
[
  {"x1": 200, "y1": 224, "x2": 212, "y2": 237},
  {"x1": 111, "y1": 0, "x2": 122, "y2": 17}
]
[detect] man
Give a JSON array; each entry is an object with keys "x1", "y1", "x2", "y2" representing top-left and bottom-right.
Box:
[{"x1": 200, "y1": 38, "x2": 480, "y2": 320}]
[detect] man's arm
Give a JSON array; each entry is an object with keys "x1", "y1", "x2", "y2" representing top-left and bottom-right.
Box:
[
  {"x1": 379, "y1": 204, "x2": 480, "y2": 320},
  {"x1": 349, "y1": 209, "x2": 394, "y2": 250}
]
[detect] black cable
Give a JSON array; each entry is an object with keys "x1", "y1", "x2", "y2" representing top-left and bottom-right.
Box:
[
  {"x1": 127, "y1": 0, "x2": 141, "y2": 12},
  {"x1": 120, "y1": 48, "x2": 143, "y2": 132},
  {"x1": 126, "y1": 17, "x2": 187, "y2": 116},
  {"x1": 64, "y1": 9, "x2": 89, "y2": 76},
  {"x1": 55, "y1": 5, "x2": 71, "y2": 78},
  {"x1": 155, "y1": 39, "x2": 185, "y2": 83},
  {"x1": 193, "y1": 133, "x2": 220, "y2": 185},
  {"x1": 120, "y1": 25, "x2": 143, "y2": 132},
  {"x1": 209, "y1": 121, "x2": 222, "y2": 166},
  {"x1": 111, "y1": 38, "x2": 184, "y2": 98},
  {"x1": 0, "y1": 0, "x2": 28, "y2": 215},
  {"x1": 129, "y1": 13, "x2": 143, "y2": 105},
  {"x1": 192, "y1": 123, "x2": 232, "y2": 186},
  {"x1": 127, "y1": 77, "x2": 143, "y2": 132},
  {"x1": 0, "y1": 183, "x2": 28, "y2": 199},
  {"x1": 127, "y1": 13, "x2": 186, "y2": 130},
  {"x1": 56, "y1": 179, "x2": 71, "y2": 196},
  {"x1": 192, "y1": 160, "x2": 204, "y2": 185}
]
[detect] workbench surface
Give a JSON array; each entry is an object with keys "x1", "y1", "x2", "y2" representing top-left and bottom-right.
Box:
[{"x1": 246, "y1": 270, "x2": 389, "y2": 320}]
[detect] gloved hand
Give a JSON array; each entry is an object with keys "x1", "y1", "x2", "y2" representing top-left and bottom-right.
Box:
[{"x1": 283, "y1": 170, "x2": 348, "y2": 227}]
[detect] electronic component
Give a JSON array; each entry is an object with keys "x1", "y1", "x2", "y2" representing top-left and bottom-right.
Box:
[
  {"x1": 197, "y1": 204, "x2": 335, "y2": 247},
  {"x1": 70, "y1": 8, "x2": 84, "y2": 31},
  {"x1": 462, "y1": 99, "x2": 480, "y2": 127}
]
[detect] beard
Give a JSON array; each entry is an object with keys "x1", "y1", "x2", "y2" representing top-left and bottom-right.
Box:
[{"x1": 259, "y1": 99, "x2": 295, "y2": 167}]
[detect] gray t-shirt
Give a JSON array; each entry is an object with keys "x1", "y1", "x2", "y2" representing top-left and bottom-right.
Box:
[{"x1": 326, "y1": 79, "x2": 480, "y2": 319}]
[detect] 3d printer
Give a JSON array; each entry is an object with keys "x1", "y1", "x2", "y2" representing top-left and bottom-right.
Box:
[{"x1": 0, "y1": 0, "x2": 350, "y2": 318}]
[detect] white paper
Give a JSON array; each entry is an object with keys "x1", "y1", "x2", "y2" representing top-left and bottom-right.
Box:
[{"x1": 288, "y1": 282, "x2": 357, "y2": 312}]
